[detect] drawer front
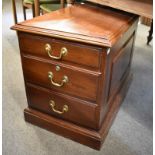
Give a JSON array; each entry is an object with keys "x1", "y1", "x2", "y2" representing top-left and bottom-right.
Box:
[
  {"x1": 22, "y1": 56, "x2": 100, "y2": 102},
  {"x1": 26, "y1": 83, "x2": 98, "y2": 129},
  {"x1": 18, "y1": 32, "x2": 102, "y2": 69}
]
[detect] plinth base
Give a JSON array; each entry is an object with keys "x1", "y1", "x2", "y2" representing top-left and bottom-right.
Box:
[{"x1": 24, "y1": 73, "x2": 132, "y2": 150}]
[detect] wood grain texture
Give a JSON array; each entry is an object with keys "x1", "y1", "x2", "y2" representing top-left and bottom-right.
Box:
[
  {"x1": 11, "y1": 3, "x2": 137, "y2": 47},
  {"x1": 22, "y1": 56, "x2": 100, "y2": 102},
  {"x1": 86, "y1": 0, "x2": 153, "y2": 19},
  {"x1": 26, "y1": 83, "x2": 98, "y2": 129},
  {"x1": 18, "y1": 32, "x2": 103, "y2": 70},
  {"x1": 11, "y1": 3, "x2": 139, "y2": 150},
  {"x1": 96, "y1": 18, "x2": 138, "y2": 127},
  {"x1": 34, "y1": 0, "x2": 40, "y2": 17},
  {"x1": 24, "y1": 73, "x2": 133, "y2": 150},
  {"x1": 109, "y1": 34, "x2": 134, "y2": 96}
]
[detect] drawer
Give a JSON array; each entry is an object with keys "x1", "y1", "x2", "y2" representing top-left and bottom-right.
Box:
[
  {"x1": 18, "y1": 32, "x2": 102, "y2": 69},
  {"x1": 26, "y1": 83, "x2": 98, "y2": 129},
  {"x1": 22, "y1": 56, "x2": 100, "y2": 102}
]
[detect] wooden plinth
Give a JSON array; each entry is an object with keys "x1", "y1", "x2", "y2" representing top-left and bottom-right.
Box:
[{"x1": 24, "y1": 73, "x2": 132, "y2": 150}]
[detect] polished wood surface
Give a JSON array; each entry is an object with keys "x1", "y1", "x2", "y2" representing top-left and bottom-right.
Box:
[
  {"x1": 12, "y1": 4, "x2": 139, "y2": 150},
  {"x1": 24, "y1": 73, "x2": 133, "y2": 150},
  {"x1": 22, "y1": 56, "x2": 99, "y2": 101},
  {"x1": 97, "y1": 19, "x2": 137, "y2": 127},
  {"x1": 34, "y1": 0, "x2": 40, "y2": 16},
  {"x1": 11, "y1": 4, "x2": 137, "y2": 47},
  {"x1": 18, "y1": 32, "x2": 103, "y2": 69},
  {"x1": 26, "y1": 83, "x2": 98, "y2": 129},
  {"x1": 86, "y1": 0, "x2": 153, "y2": 19},
  {"x1": 109, "y1": 34, "x2": 134, "y2": 96}
]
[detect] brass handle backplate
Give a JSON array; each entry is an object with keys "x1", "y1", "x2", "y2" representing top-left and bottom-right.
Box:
[
  {"x1": 48, "y1": 71, "x2": 69, "y2": 87},
  {"x1": 49, "y1": 100, "x2": 69, "y2": 114},
  {"x1": 45, "y1": 43, "x2": 68, "y2": 60}
]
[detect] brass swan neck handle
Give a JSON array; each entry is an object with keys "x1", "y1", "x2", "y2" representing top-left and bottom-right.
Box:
[
  {"x1": 48, "y1": 71, "x2": 69, "y2": 87},
  {"x1": 49, "y1": 100, "x2": 69, "y2": 114},
  {"x1": 45, "y1": 44, "x2": 68, "y2": 60}
]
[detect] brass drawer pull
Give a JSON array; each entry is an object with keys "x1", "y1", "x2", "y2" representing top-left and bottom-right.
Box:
[
  {"x1": 45, "y1": 44, "x2": 68, "y2": 60},
  {"x1": 48, "y1": 71, "x2": 69, "y2": 87},
  {"x1": 49, "y1": 100, "x2": 69, "y2": 114}
]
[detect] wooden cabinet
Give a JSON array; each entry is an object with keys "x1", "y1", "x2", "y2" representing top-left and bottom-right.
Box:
[{"x1": 11, "y1": 3, "x2": 139, "y2": 150}]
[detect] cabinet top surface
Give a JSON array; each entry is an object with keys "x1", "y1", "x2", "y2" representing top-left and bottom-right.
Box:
[{"x1": 12, "y1": 4, "x2": 137, "y2": 47}]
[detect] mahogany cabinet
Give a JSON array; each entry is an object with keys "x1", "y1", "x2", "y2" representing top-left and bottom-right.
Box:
[{"x1": 11, "y1": 3, "x2": 139, "y2": 150}]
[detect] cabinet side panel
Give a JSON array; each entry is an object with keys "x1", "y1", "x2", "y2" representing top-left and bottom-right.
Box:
[
  {"x1": 109, "y1": 34, "x2": 134, "y2": 97},
  {"x1": 97, "y1": 18, "x2": 138, "y2": 128}
]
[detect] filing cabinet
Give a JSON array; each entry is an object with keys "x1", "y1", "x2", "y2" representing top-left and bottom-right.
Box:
[{"x1": 12, "y1": 3, "x2": 139, "y2": 150}]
